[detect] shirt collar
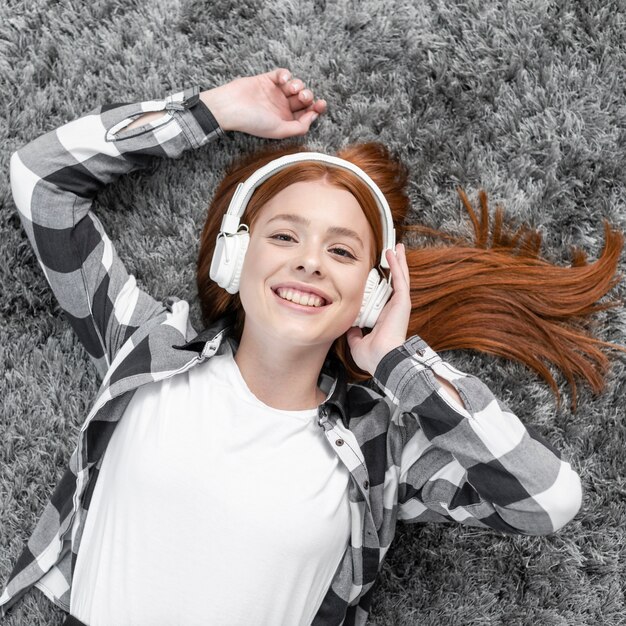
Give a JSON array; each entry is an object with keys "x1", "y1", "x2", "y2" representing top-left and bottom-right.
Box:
[
  {"x1": 172, "y1": 315, "x2": 235, "y2": 355},
  {"x1": 173, "y1": 316, "x2": 351, "y2": 428},
  {"x1": 319, "y1": 355, "x2": 349, "y2": 427}
]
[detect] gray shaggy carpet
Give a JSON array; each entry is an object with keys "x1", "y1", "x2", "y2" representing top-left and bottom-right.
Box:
[{"x1": 1, "y1": 0, "x2": 625, "y2": 624}]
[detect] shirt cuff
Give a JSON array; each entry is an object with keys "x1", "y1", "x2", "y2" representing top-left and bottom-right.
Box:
[
  {"x1": 166, "y1": 86, "x2": 226, "y2": 145},
  {"x1": 372, "y1": 336, "x2": 441, "y2": 407}
]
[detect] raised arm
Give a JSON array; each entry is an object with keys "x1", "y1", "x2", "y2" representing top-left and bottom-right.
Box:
[
  {"x1": 351, "y1": 240, "x2": 581, "y2": 535},
  {"x1": 10, "y1": 68, "x2": 327, "y2": 378},
  {"x1": 374, "y1": 340, "x2": 582, "y2": 535},
  {"x1": 125, "y1": 68, "x2": 327, "y2": 137}
]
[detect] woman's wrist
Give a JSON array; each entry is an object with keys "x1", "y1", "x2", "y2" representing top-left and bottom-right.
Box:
[{"x1": 199, "y1": 85, "x2": 234, "y2": 132}]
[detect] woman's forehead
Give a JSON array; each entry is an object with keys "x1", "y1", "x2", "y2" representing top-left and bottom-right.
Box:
[{"x1": 257, "y1": 180, "x2": 369, "y2": 227}]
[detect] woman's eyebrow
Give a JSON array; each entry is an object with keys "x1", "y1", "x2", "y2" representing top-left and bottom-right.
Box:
[
  {"x1": 267, "y1": 213, "x2": 309, "y2": 226},
  {"x1": 328, "y1": 225, "x2": 364, "y2": 248},
  {"x1": 267, "y1": 213, "x2": 364, "y2": 247}
]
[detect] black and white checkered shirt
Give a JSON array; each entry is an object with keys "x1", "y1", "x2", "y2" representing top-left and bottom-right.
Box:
[{"x1": 1, "y1": 87, "x2": 582, "y2": 625}]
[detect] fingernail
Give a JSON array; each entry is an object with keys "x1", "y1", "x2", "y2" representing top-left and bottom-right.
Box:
[{"x1": 311, "y1": 113, "x2": 319, "y2": 122}]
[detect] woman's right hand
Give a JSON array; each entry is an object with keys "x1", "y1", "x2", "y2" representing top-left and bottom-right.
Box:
[{"x1": 200, "y1": 68, "x2": 327, "y2": 139}]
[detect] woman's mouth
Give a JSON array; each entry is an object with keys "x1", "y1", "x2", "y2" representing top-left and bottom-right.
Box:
[{"x1": 273, "y1": 287, "x2": 329, "y2": 308}]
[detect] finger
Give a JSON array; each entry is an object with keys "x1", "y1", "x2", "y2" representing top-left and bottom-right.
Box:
[
  {"x1": 281, "y1": 77, "x2": 305, "y2": 98},
  {"x1": 346, "y1": 326, "x2": 363, "y2": 349},
  {"x1": 313, "y1": 99, "x2": 328, "y2": 114},
  {"x1": 293, "y1": 106, "x2": 321, "y2": 126},
  {"x1": 386, "y1": 246, "x2": 409, "y2": 292},
  {"x1": 390, "y1": 244, "x2": 409, "y2": 284},
  {"x1": 292, "y1": 100, "x2": 327, "y2": 124},
  {"x1": 286, "y1": 88, "x2": 314, "y2": 112},
  {"x1": 386, "y1": 248, "x2": 402, "y2": 284},
  {"x1": 271, "y1": 68, "x2": 292, "y2": 85},
  {"x1": 396, "y1": 243, "x2": 410, "y2": 286},
  {"x1": 274, "y1": 110, "x2": 320, "y2": 138}
]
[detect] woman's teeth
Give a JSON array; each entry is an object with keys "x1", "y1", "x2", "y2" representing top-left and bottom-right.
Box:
[{"x1": 276, "y1": 287, "x2": 325, "y2": 307}]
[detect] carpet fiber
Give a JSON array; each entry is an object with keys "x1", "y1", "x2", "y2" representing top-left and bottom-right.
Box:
[{"x1": 1, "y1": 0, "x2": 625, "y2": 624}]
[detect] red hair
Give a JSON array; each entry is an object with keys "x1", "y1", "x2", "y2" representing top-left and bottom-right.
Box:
[{"x1": 197, "y1": 142, "x2": 624, "y2": 408}]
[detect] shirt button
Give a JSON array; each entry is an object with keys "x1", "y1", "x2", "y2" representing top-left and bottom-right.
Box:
[
  {"x1": 363, "y1": 480, "x2": 369, "y2": 489},
  {"x1": 335, "y1": 439, "x2": 344, "y2": 446},
  {"x1": 180, "y1": 92, "x2": 200, "y2": 109}
]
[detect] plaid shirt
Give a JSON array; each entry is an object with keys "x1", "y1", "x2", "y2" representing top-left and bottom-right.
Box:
[{"x1": 2, "y1": 87, "x2": 582, "y2": 625}]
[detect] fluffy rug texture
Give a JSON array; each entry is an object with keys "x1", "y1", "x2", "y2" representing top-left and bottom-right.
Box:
[{"x1": 1, "y1": 0, "x2": 625, "y2": 624}]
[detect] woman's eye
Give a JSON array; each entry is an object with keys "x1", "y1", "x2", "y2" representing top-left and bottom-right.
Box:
[
  {"x1": 330, "y1": 247, "x2": 357, "y2": 260},
  {"x1": 271, "y1": 233, "x2": 295, "y2": 242}
]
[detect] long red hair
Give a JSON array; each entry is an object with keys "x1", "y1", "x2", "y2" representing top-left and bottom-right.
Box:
[{"x1": 197, "y1": 142, "x2": 624, "y2": 408}]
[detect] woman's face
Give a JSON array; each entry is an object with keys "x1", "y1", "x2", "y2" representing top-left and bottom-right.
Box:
[{"x1": 238, "y1": 179, "x2": 375, "y2": 352}]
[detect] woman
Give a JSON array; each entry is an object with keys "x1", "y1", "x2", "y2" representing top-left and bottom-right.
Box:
[{"x1": 2, "y1": 67, "x2": 617, "y2": 625}]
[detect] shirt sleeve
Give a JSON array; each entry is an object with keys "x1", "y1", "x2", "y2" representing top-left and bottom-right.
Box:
[
  {"x1": 10, "y1": 86, "x2": 224, "y2": 378},
  {"x1": 373, "y1": 336, "x2": 582, "y2": 536}
]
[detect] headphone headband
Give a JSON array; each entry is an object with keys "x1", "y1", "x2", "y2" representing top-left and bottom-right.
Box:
[{"x1": 221, "y1": 152, "x2": 396, "y2": 269}]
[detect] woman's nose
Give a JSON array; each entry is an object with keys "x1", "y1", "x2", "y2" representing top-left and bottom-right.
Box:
[{"x1": 293, "y1": 245, "x2": 324, "y2": 276}]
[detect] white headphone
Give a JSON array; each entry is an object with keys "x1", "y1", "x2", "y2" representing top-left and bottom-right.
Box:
[{"x1": 209, "y1": 152, "x2": 396, "y2": 328}]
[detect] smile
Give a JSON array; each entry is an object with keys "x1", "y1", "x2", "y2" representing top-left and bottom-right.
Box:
[{"x1": 273, "y1": 287, "x2": 329, "y2": 308}]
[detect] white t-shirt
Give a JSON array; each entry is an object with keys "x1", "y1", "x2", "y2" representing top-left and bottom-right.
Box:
[{"x1": 70, "y1": 346, "x2": 352, "y2": 626}]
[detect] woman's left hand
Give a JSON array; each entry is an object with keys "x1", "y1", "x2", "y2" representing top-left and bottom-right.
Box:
[
  {"x1": 346, "y1": 243, "x2": 411, "y2": 376},
  {"x1": 200, "y1": 68, "x2": 327, "y2": 139}
]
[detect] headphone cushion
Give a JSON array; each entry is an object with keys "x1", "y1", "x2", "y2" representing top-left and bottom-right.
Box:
[
  {"x1": 355, "y1": 268, "x2": 385, "y2": 328},
  {"x1": 209, "y1": 232, "x2": 250, "y2": 294}
]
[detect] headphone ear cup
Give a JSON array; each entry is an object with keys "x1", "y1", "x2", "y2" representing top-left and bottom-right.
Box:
[
  {"x1": 209, "y1": 231, "x2": 250, "y2": 294},
  {"x1": 355, "y1": 268, "x2": 390, "y2": 328}
]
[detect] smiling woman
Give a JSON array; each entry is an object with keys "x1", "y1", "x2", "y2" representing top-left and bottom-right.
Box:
[
  {"x1": 234, "y1": 179, "x2": 376, "y2": 409},
  {"x1": 197, "y1": 141, "x2": 624, "y2": 401},
  {"x1": 197, "y1": 143, "x2": 405, "y2": 381},
  {"x1": 2, "y1": 67, "x2": 621, "y2": 626}
]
